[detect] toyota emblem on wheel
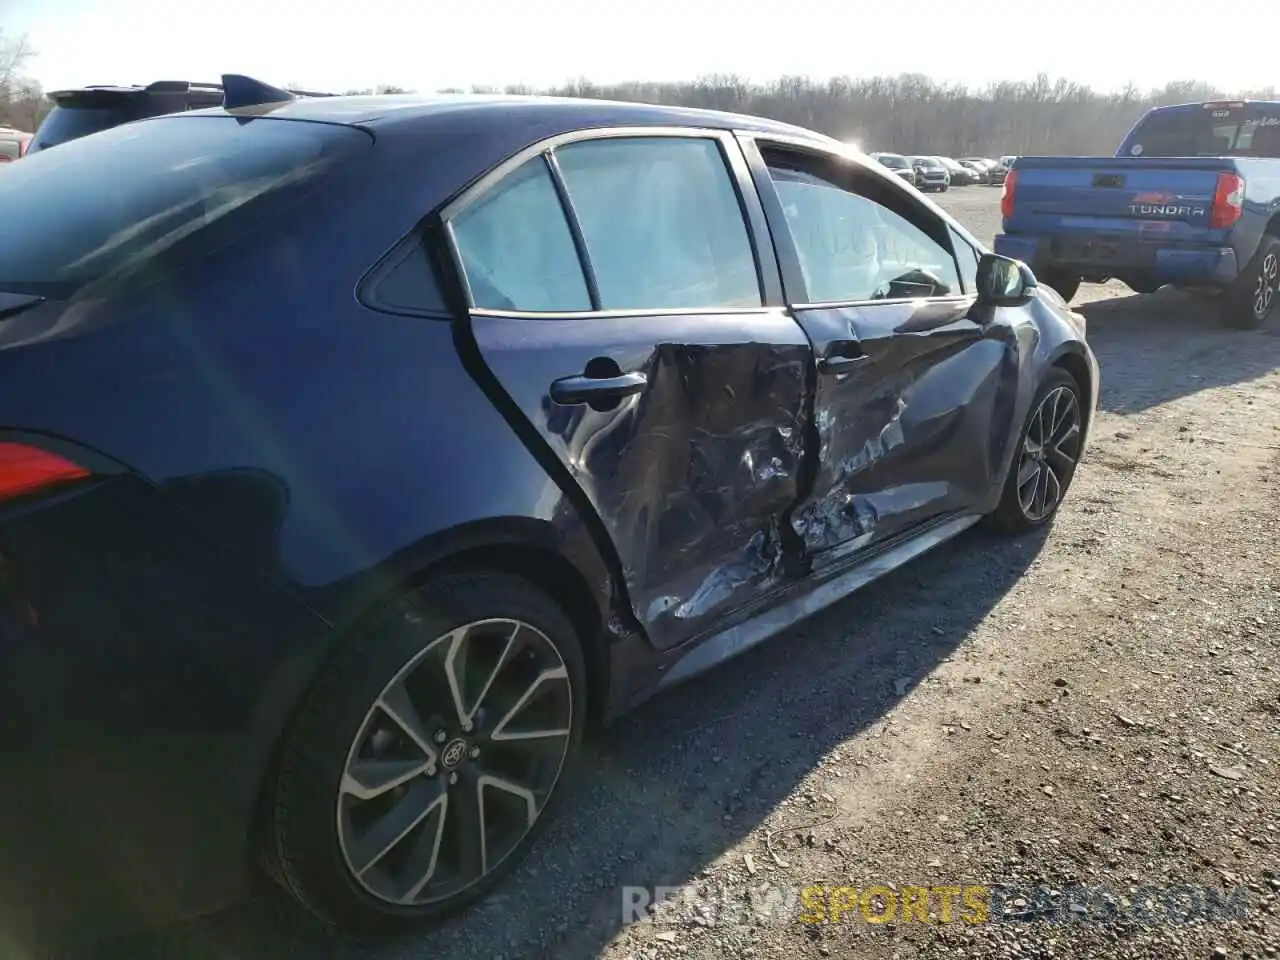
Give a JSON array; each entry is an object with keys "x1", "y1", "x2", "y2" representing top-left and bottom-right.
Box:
[{"x1": 440, "y1": 738, "x2": 468, "y2": 770}]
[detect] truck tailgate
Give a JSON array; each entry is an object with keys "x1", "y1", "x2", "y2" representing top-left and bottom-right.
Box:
[{"x1": 1011, "y1": 156, "x2": 1231, "y2": 231}]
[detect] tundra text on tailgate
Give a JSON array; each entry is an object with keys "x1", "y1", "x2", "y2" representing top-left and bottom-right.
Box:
[{"x1": 994, "y1": 100, "x2": 1280, "y2": 329}]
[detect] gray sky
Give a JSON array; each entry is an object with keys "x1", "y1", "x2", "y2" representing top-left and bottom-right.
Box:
[{"x1": 4, "y1": 0, "x2": 1275, "y2": 94}]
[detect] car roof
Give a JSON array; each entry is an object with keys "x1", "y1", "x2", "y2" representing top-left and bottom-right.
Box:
[{"x1": 192, "y1": 93, "x2": 837, "y2": 145}]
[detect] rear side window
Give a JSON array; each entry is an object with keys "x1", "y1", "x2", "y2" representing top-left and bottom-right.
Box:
[
  {"x1": 0, "y1": 116, "x2": 369, "y2": 298},
  {"x1": 554, "y1": 137, "x2": 761, "y2": 311},
  {"x1": 450, "y1": 157, "x2": 591, "y2": 312},
  {"x1": 0, "y1": 138, "x2": 20, "y2": 161}
]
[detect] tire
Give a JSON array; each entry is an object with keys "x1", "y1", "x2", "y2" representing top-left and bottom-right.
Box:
[
  {"x1": 1037, "y1": 269, "x2": 1081, "y2": 303},
  {"x1": 263, "y1": 571, "x2": 587, "y2": 936},
  {"x1": 1125, "y1": 277, "x2": 1162, "y2": 295},
  {"x1": 987, "y1": 368, "x2": 1085, "y2": 535},
  {"x1": 1220, "y1": 234, "x2": 1280, "y2": 330}
]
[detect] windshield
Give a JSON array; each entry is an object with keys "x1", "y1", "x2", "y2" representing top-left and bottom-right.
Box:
[
  {"x1": 877, "y1": 154, "x2": 907, "y2": 168},
  {"x1": 911, "y1": 157, "x2": 942, "y2": 169},
  {"x1": 1120, "y1": 103, "x2": 1280, "y2": 158},
  {"x1": 0, "y1": 116, "x2": 370, "y2": 298}
]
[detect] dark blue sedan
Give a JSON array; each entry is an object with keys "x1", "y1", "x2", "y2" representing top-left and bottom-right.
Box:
[{"x1": 0, "y1": 77, "x2": 1098, "y2": 950}]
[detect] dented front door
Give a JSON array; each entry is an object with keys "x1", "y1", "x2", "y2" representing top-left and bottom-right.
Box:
[
  {"x1": 744, "y1": 137, "x2": 1018, "y2": 573},
  {"x1": 788, "y1": 298, "x2": 1016, "y2": 570}
]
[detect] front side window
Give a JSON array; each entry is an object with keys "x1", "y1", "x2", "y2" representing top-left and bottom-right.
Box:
[
  {"x1": 450, "y1": 157, "x2": 591, "y2": 312},
  {"x1": 554, "y1": 136, "x2": 762, "y2": 311},
  {"x1": 950, "y1": 226, "x2": 981, "y2": 295},
  {"x1": 764, "y1": 151, "x2": 961, "y2": 304}
]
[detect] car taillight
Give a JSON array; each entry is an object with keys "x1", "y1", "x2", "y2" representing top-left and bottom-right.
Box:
[
  {"x1": 1001, "y1": 170, "x2": 1018, "y2": 219},
  {"x1": 1210, "y1": 172, "x2": 1245, "y2": 229},
  {"x1": 0, "y1": 442, "x2": 91, "y2": 501}
]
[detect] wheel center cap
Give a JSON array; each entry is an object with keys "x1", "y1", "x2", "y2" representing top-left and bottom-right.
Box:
[{"x1": 440, "y1": 738, "x2": 468, "y2": 770}]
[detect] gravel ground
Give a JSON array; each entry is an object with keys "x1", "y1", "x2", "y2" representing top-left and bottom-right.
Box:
[{"x1": 97, "y1": 188, "x2": 1280, "y2": 960}]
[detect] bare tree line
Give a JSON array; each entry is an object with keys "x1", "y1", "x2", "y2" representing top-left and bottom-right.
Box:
[
  {"x1": 0, "y1": 31, "x2": 43, "y2": 130},
  {"x1": 3, "y1": 27, "x2": 1276, "y2": 155},
  {"x1": 454, "y1": 74, "x2": 1280, "y2": 156}
]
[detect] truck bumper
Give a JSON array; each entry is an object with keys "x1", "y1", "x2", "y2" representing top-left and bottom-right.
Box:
[{"x1": 993, "y1": 234, "x2": 1239, "y2": 287}]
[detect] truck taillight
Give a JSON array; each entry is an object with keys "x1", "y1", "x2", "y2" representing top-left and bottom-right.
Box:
[
  {"x1": 1000, "y1": 170, "x2": 1018, "y2": 219},
  {"x1": 1210, "y1": 172, "x2": 1245, "y2": 229},
  {"x1": 0, "y1": 443, "x2": 91, "y2": 501}
]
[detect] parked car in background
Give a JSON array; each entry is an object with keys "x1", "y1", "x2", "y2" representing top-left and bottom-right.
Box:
[
  {"x1": 26, "y1": 77, "x2": 333, "y2": 154},
  {"x1": 959, "y1": 159, "x2": 989, "y2": 183},
  {"x1": 996, "y1": 99, "x2": 1280, "y2": 328},
  {"x1": 962, "y1": 157, "x2": 1004, "y2": 185},
  {"x1": 937, "y1": 156, "x2": 979, "y2": 186},
  {"x1": 0, "y1": 74, "x2": 1098, "y2": 954},
  {"x1": 0, "y1": 127, "x2": 32, "y2": 162},
  {"x1": 908, "y1": 155, "x2": 950, "y2": 191},
  {"x1": 868, "y1": 151, "x2": 917, "y2": 185},
  {"x1": 1000, "y1": 155, "x2": 1018, "y2": 171}
]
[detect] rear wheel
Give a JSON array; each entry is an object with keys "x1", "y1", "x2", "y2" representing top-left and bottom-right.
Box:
[
  {"x1": 1037, "y1": 269, "x2": 1081, "y2": 303},
  {"x1": 1220, "y1": 235, "x2": 1279, "y2": 330},
  {"x1": 988, "y1": 369, "x2": 1085, "y2": 534},
  {"x1": 264, "y1": 571, "x2": 586, "y2": 935}
]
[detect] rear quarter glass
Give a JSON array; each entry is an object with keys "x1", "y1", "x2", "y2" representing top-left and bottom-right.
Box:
[{"x1": 0, "y1": 116, "x2": 372, "y2": 299}]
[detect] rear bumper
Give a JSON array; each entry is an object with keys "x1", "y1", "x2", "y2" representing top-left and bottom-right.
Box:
[
  {"x1": 994, "y1": 233, "x2": 1239, "y2": 286},
  {"x1": 0, "y1": 467, "x2": 333, "y2": 951}
]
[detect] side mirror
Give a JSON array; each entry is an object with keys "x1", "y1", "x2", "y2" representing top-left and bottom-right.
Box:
[{"x1": 976, "y1": 253, "x2": 1037, "y2": 306}]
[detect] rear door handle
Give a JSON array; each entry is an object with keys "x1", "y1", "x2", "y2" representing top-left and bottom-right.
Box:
[
  {"x1": 818, "y1": 341, "x2": 869, "y2": 374},
  {"x1": 549, "y1": 371, "x2": 648, "y2": 405}
]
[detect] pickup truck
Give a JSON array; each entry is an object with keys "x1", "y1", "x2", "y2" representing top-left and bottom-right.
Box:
[{"x1": 994, "y1": 100, "x2": 1280, "y2": 329}]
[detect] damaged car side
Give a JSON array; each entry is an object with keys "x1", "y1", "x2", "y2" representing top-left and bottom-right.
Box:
[{"x1": 0, "y1": 83, "x2": 1098, "y2": 950}]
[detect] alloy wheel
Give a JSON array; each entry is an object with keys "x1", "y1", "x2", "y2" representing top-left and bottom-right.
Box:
[
  {"x1": 1253, "y1": 250, "x2": 1278, "y2": 320},
  {"x1": 336, "y1": 617, "x2": 573, "y2": 907},
  {"x1": 1015, "y1": 385, "x2": 1082, "y2": 522}
]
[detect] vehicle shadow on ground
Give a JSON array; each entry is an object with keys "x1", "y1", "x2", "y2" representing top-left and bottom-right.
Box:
[
  {"x1": 1078, "y1": 287, "x2": 1280, "y2": 416},
  {"x1": 88, "y1": 524, "x2": 1051, "y2": 960}
]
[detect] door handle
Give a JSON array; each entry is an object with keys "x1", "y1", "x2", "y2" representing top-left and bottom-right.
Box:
[
  {"x1": 818, "y1": 342, "x2": 869, "y2": 374},
  {"x1": 549, "y1": 371, "x2": 648, "y2": 405}
]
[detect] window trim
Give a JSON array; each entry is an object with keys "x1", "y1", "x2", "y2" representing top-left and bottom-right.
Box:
[
  {"x1": 739, "y1": 132, "x2": 975, "y2": 310},
  {"x1": 439, "y1": 125, "x2": 783, "y2": 319}
]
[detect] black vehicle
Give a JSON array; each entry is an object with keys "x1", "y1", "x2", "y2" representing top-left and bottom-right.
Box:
[
  {"x1": 26, "y1": 77, "x2": 332, "y2": 154},
  {"x1": 907, "y1": 155, "x2": 950, "y2": 191},
  {"x1": 937, "y1": 156, "x2": 979, "y2": 186},
  {"x1": 868, "y1": 151, "x2": 917, "y2": 185},
  {"x1": 0, "y1": 76, "x2": 1099, "y2": 952}
]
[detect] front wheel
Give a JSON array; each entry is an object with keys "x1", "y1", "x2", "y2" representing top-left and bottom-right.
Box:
[
  {"x1": 1220, "y1": 235, "x2": 1279, "y2": 330},
  {"x1": 988, "y1": 369, "x2": 1085, "y2": 534},
  {"x1": 263, "y1": 571, "x2": 586, "y2": 935}
]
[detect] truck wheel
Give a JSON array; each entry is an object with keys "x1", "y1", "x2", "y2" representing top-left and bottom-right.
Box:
[
  {"x1": 1221, "y1": 235, "x2": 1280, "y2": 330},
  {"x1": 1126, "y1": 277, "x2": 1162, "y2": 295},
  {"x1": 1037, "y1": 270, "x2": 1080, "y2": 303}
]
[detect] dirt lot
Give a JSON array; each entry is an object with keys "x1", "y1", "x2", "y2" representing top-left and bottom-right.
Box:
[{"x1": 104, "y1": 189, "x2": 1280, "y2": 960}]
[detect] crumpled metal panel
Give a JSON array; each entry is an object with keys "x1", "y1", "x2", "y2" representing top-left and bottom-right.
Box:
[
  {"x1": 788, "y1": 299, "x2": 1021, "y2": 569},
  {"x1": 469, "y1": 310, "x2": 812, "y2": 651}
]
